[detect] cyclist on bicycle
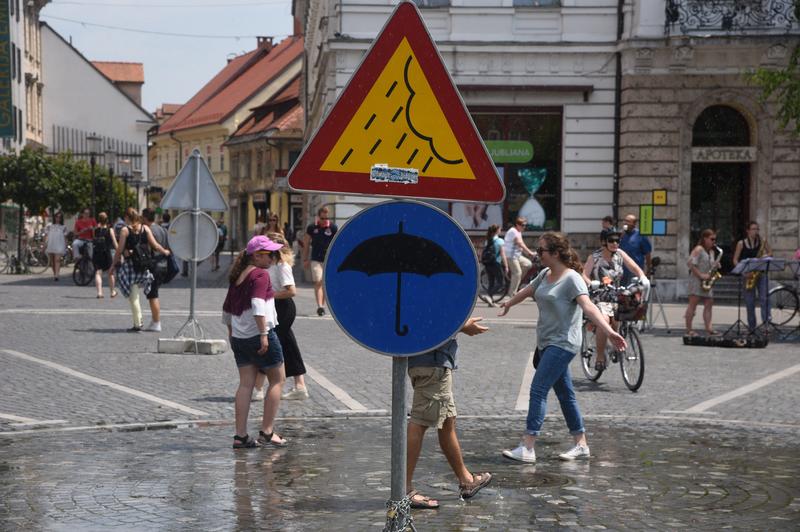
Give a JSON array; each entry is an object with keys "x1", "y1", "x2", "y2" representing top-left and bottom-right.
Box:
[
  {"x1": 73, "y1": 208, "x2": 97, "y2": 259},
  {"x1": 581, "y1": 231, "x2": 648, "y2": 371}
]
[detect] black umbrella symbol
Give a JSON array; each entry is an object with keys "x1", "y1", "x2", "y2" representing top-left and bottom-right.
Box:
[{"x1": 337, "y1": 221, "x2": 464, "y2": 336}]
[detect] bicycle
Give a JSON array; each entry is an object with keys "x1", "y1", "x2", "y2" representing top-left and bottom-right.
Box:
[
  {"x1": 72, "y1": 242, "x2": 95, "y2": 286},
  {"x1": 580, "y1": 280, "x2": 646, "y2": 392},
  {"x1": 0, "y1": 238, "x2": 9, "y2": 274},
  {"x1": 479, "y1": 254, "x2": 542, "y2": 305},
  {"x1": 767, "y1": 260, "x2": 799, "y2": 326},
  {"x1": 10, "y1": 233, "x2": 50, "y2": 274}
]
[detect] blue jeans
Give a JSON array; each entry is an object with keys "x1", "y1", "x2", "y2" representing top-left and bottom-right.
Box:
[
  {"x1": 743, "y1": 274, "x2": 770, "y2": 331},
  {"x1": 526, "y1": 345, "x2": 585, "y2": 436}
]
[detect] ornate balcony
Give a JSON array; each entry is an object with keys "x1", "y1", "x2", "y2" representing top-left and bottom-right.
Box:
[{"x1": 665, "y1": 0, "x2": 798, "y2": 35}]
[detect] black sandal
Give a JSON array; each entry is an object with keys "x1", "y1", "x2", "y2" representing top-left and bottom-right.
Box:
[
  {"x1": 258, "y1": 430, "x2": 287, "y2": 447},
  {"x1": 232, "y1": 434, "x2": 259, "y2": 449}
]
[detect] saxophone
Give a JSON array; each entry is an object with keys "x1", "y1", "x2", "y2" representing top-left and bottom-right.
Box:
[
  {"x1": 745, "y1": 238, "x2": 766, "y2": 290},
  {"x1": 701, "y1": 246, "x2": 723, "y2": 292}
]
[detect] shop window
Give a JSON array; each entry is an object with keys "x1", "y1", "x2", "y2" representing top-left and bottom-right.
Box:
[{"x1": 451, "y1": 110, "x2": 562, "y2": 232}]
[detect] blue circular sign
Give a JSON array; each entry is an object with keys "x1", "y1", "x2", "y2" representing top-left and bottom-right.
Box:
[{"x1": 324, "y1": 200, "x2": 478, "y2": 356}]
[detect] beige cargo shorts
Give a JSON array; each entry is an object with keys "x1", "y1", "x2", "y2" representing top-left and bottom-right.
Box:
[{"x1": 408, "y1": 366, "x2": 457, "y2": 429}]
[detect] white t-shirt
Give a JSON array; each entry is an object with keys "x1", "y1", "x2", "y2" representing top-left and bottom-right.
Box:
[
  {"x1": 268, "y1": 262, "x2": 295, "y2": 290},
  {"x1": 222, "y1": 297, "x2": 278, "y2": 338},
  {"x1": 504, "y1": 227, "x2": 522, "y2": 260}
]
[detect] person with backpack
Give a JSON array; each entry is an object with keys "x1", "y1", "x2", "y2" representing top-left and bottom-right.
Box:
[
  {"x1": 481, "y1": 224, "x2": 508, "y2": 306},
  {"x1": 111, "y1": 207, "x2": 171, "y2": 332},
  {"x1": 142, "y1": 208, "x2": 169, "y2": 332},
  {"x1": 92, "y1": 212, "x2": 118, "y2": 298}
]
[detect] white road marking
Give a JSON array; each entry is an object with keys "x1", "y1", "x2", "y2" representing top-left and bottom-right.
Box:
[
  {"x1": 11, "y1": 420, "x2": 68, "y2": 427},
  {"x1": 680, "y1": 363, "x2": 800, "y2": 414},
  {"x1": 0, "y1": 349, "x2": 209, "y2": 417},
  {"x1": 304, "y1": 363, "x2": 369, "y2": 411},
  {"x1": 515, "y1": 351, "x2": 535, "y2": 411},
  {"x1": 0, "y1": 413, "x2": 39, "y2": 423}
]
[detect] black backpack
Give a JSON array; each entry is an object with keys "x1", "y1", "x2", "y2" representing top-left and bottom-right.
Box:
[
  {"x1": 129, "y1": 228, "x2": 153, "y2": 273},
  {"x1": 480, "y1": 240, "x2": 496, "y2": 265},
  {"x1": 92, "y1": 227, "x2": 109, "y2": 257}
]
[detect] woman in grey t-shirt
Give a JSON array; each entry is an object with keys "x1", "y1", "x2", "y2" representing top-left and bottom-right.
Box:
[{"x1": 498, "y1": 232, "x2": 626, "y2": 463}]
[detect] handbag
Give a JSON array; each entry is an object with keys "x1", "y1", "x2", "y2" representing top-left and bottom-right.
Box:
[
  {"x1": 153, "y1": 253, "x2": 179, "y2": 284},
  {"x1": 533, "y1": 347, "x2": 541, "y2": 369}
]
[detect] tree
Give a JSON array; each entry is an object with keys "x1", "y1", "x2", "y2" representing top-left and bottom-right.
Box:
[
  {"x1": 0, "y1": 149, "x2": 134, "y2": 219},
  {"x1": 747, "y1": 3, "x2": 800, "y2": 136}
]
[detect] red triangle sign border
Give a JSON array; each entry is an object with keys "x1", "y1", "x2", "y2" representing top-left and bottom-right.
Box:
[{"x1": 288, "y1": 1, "x2": 505, "y2": 203}]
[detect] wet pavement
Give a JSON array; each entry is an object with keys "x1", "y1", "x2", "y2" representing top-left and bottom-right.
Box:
[{"x1": 1, "y1": 416, "x2": 798, "y2": 531}]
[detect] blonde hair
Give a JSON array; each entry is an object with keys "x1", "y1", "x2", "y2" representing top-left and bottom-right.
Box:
[{"x1": 266, "y1": 232, "x2": 294, "y2": 266}]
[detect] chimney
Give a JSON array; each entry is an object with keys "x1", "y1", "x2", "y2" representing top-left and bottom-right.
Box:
[
  {"x1": 256, "y1": 36, "x2": 274, "y2": 52},
  {"x1": 293, "y1": 16, "x2": 303, "y2": 37}
]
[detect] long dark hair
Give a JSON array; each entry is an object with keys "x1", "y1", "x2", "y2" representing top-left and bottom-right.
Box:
[
  {"x1": 228, "y1": 250, "x2": 254, "y2": 284},
  {"x1": 485, "y1": 224, "x2": 499, "y2": 242},
  {"x1": 539, "y1": 232, "x2": 583, "y2": 274}
]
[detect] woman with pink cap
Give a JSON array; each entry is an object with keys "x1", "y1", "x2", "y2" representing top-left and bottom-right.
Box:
[{"x1": 223, "y1": 235, "x2": 288, "y2": 449}]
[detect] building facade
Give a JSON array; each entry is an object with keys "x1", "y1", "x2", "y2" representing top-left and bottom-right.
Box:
[
  {"x1": 41, "y1": 24, "x2": 154, "y2": 192},
  {"x1": 296, "y1": 0, "x2": 799, "y2": 297},
  {"x1": 295, "y1": 0, "x2": 620, "y2": 240},
  {"x1": 620, "y1": 0, "x2": 800, "y2": 296},
  {"x1": 224, "y1": 75, "x2": 303, "y2": 247},
  {"x1": 150, "y1": 35, "x2": 303, "y2": 235}
]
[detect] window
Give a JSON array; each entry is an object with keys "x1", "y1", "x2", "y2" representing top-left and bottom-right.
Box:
[
  {"x1": 220, "y1": 150, "x2": 225, "y2": 171},
  {"x1": 412, "y1": 0, "x2": 450, "y2": 6},
  {"x1": 256, "y1": 150, "x2": 263, "y2": 179},
  {"x1": 451, "y1": 110, "x2": 562, "y2": 232}
]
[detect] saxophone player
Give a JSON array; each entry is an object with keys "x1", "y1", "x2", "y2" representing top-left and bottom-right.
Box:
[
  {"x1": 732, "y1": 222, "x2": 772, "y2": 331},
  {"x1": 685, "y1": 229, "x2": 721, "y2": 337}
]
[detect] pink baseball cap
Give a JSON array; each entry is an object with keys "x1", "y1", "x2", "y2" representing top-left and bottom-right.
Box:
[{"x1": 246, "y1": 235, "x2": 283, "y2": 254}]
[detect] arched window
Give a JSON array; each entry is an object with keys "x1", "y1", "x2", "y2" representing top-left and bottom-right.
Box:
[{"x1": 692, "y1": 105, "x2": 750, "y2": 147}]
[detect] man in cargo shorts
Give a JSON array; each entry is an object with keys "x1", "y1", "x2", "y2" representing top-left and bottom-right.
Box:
[
  {"x1": 303, "y1": 206, "x2": 337, "y2": 316},
  {"x1": 405, "y1": 317, "x2": 493, "y2": 509}
]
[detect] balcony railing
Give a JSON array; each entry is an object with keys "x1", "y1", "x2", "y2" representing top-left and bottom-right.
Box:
[{"x1": 665, "y1": 0, "x2": 797, "y2": 35}]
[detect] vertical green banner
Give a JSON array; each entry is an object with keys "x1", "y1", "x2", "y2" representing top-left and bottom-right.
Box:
[
  {"x1": 0, "y1": 2, "x2": 12, "y2": 138},
  {"x1": 639, "y1": 205, "x2": 653, "y2": 235}
]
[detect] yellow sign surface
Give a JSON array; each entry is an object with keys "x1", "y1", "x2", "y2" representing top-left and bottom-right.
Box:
[
  {"x1": 653, "y1": 189, "x2": 667, "y2": 206},
  {"x1": 320, "y1": 38, "x2": 474, "y2": 180}
]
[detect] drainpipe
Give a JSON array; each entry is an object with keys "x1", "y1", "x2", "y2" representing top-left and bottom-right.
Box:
[{"x1": 612, "y1": 0, "x2": 625, "y2": 222}]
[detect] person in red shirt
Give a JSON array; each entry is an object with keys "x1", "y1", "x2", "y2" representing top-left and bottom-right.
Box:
[{"x1": 73, "y1": 208, "x2": 97, "y2": 258}]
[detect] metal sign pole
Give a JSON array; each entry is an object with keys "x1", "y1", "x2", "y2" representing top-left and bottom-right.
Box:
[{"x1": 385, "y1": 355, "x2": 413, "y2": 532}]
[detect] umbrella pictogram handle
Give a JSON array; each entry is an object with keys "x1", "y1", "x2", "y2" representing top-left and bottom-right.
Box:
[{"x1": 395, "y1": 271, "x2": 409, "y2": 336}]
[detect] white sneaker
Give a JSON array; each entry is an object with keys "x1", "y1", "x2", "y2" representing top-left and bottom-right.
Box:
[
  {"x1": 144, "y1": 321, "x2": 162, "y2": 332},
  {"x1": 558, "y1": 445, "x2": 590, "y2": 461},
  {"x1": 281, "y1": 387, "x2": 309, "y2": 400},
  {"x1": 502, "y1": 444, "x2": 536, "y2": 463},
  {"x1": 252, "y1": 387, "x2": 265, "y2": 401}
]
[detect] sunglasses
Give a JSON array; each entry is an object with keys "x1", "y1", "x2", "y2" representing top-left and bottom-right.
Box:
[
  {"x1": 536, "y1": 247, "x2": 551, "y2": 255},
  {"x1": 606, "y1": 239, "x2": 620, "y2": 244}
]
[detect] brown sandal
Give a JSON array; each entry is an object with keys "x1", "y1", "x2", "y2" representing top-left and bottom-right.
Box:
[
  {"x1": 459, "y1": 472, "x2": 492, "y2": 499},
  {"x1": 407, "y1": 490, "x2": 439, "y2": 509}
]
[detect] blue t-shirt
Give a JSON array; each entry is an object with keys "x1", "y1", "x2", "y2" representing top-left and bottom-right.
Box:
[
  {"x1": 306, "y1": 223, "x2": 338, "y2": 262},
  {"x1": 620, "y1": 229, "x2": 651, "y2": 270},
  {"x1": 492, "y1": 235, "x2": 503, "y2": 264},
  {"x1": 407, "y1": 339, "x2": 458, "y2": 369}
]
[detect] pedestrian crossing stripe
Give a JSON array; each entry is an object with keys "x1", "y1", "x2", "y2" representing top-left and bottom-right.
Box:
[{"x1": 288, "y1": 1, "x2": 505, "y2": 203}]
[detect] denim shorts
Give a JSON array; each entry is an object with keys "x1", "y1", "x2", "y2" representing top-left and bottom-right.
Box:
[{"x1": 231, "y1": 331, "x2": 283, "y2": 372}]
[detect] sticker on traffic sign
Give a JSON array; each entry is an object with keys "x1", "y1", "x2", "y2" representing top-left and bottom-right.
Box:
[
  {"x1": 324, "y1": 200, "x2": 478, "y2": 356},
  {"x1": 288, "y1": 1, "x2": 504, "y2": 203}
]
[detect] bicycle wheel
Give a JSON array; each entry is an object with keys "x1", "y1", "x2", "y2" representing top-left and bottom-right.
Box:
[
  {"x1": 72, "y1": 258, "x2": 95, "y2": 286},
  {"x1": 619, "y1": 324, "x2": 645, "y2": 392},
  {"x1": 479, "y1": 267, "x2": 508, "y2": 304},
  {"x1": 768, "y1": 286, "x2": 798, "y2": 326},
  {"x1": 26, "y1": 248, "x2": 50, "y2": 274},
  {"x1": 0, "y1": 248, "x2": 8, "y2": 274},
  {"x1": 580, "y1": 322, "x2": 603, "y2": 381}
]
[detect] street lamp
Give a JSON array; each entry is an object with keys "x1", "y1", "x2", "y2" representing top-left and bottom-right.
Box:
[
  {"x1": 119, "y1": 158, "x2": 132, "y2": 212},
  {"x1": 105, "y1": 148, "x2": 117, "y2": 222},
  {"x1": 86, "y1": 134, "x2": 102, "y2": 217}
]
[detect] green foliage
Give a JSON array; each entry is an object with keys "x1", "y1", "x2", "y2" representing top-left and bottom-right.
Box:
[
  {"x1": 0, "y1": 149, "x2": 135, "y2": 218},
  {"x1": 746, "y1": 1, "x2": 800, "y2": 135}
]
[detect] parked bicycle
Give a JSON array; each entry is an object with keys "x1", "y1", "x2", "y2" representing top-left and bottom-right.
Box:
[
  {"x1": 6, "y1": 233, "x2": 50, "y2": 274},
  {"x1": 479, "y1": 254, "x2": 542, "y2": 305},
  {"x1": 0, "y1": 238, "x2": 9, "y2": 274},
  {"x1": 768, "y1": 260, "x2": 800, "y2": 326},
  {"x1": 580, "y1": 279, "x2": 646, "y2": 391},
  {"x1": 72, "y1": 241, "x2": 95, "y2": 286}
]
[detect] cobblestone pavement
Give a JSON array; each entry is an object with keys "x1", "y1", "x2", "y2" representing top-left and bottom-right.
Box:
[
  {"x1": 0, "y1": 417, "x2": 798, "y2": 530},
  {"x1": 1, "y1": 266, "x2": 799, "y2": 529}
]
